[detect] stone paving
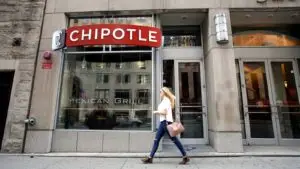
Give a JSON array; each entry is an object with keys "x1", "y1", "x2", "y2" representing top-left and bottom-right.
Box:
[{"x1": 1, "y1": 156, "x2": 300, "y2": 169}]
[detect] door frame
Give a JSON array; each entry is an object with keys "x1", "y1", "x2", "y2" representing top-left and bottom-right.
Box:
[
  {"x1": 173, "y1": 60, "x2": 208, "y2": 144},
  {"x1": 239, "y1": 58, "x2": 300, "y2": 145},
  {"x1": 238, "y1": 59, "x2": 279, "y2": 145},
  {"x1": 268, "y1": 59, "x2": 300, "y2": 146}
]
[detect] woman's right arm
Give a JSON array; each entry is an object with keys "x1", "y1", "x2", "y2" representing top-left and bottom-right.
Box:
[
  {"x1": 153, "y1": 99, "x2": 168, "y2": 115},
  {"x1": 153, "y1": 108, "x2": 167, "y2": 115}
]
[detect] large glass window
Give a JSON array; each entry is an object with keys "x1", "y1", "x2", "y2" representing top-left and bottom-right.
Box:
[
  {"x1": 69, "y1": 17, "x2": 152, "y2": 27},
  {"x1": 162, "y1": 25, "x2": 201, "y2": 47},
  {"x1": 57, "y1": 52, "x2": 152, "y2": 130},
  {"x1": 233, "y1": 25, "x2": 300, "y2": 47},
  {"x1": 137, "y1": 74, "x2": 151, "y2": 84},
  {"x1": 116, "y1": 74, "x2": 131, "y2": 84},
  {"x1": 136, "y1": 89, "x2": 150, "y2": 104},
  {"x1": 96, "y1": 74, "x2": 109, "y2": 84}
]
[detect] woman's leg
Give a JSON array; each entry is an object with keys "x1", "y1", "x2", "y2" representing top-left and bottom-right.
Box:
[
  {"x1": 164, "y1": 123, "x2": 187, "y2": 157},
  {"x1": 149, "y1": 121, "x2": 166, "y2": 158},
  {"x1": 169, "y1": 136, "x2": 186, "y2": 157}
]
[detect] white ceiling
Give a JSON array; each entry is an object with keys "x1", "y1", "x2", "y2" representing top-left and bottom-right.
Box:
[{"x1": 231, "y1": 10, "x2": 300, "y2": 26}]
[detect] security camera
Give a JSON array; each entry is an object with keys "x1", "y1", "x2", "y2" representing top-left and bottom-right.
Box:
[{"x1": 24, "y1": 117, "x2": 36, "y2": 126}]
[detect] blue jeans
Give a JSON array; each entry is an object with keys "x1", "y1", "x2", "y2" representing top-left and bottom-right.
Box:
[{"x1": 150, "y1": 120, "x2": 186, "y2": 158}]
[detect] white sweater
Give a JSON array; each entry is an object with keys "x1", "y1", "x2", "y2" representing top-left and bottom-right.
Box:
[{"x1": 157, "y1": 97, "x2": 174, "y2": 122}]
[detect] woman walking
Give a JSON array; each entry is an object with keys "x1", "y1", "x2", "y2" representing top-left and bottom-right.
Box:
[{"x1": 141, "y1": 87, "x2": 190, "y2": 164}]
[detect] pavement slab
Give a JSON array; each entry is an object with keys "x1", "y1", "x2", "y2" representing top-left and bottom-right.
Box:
[{"x1": 1, "y1": 156, "x2": 300, "y2": 169}]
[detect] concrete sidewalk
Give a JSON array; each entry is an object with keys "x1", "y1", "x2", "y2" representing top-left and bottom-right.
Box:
[
  {"x1": 1, "y1": 156, "x2": 300, "y2": 169},
  {"x1": 1, "y1": 145, "x2": 300, "y2": 158}
]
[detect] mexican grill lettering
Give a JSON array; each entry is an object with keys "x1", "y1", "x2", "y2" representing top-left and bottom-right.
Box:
[{"x1": 66, "y1": 24, "x2": 162, "y2": 47}]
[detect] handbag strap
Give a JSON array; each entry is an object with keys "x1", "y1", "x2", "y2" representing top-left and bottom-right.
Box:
[
  {"x1": 175, "y1": 113, "x2": 180, "y2": 122},
  {"x1": 173, "y1": 108, "x2": 180, "y2": 122}
]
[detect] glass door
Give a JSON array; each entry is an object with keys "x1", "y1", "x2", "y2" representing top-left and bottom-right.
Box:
[
  {"x1": 238, "y1": 60, "x2": 278, "y2": 145},
  {"x1": 238, "y1": 59, "x2": 300, "y2": 145},
  {"x1": 269, "y1": 60, "x2": 300, "y2": 145},
  {"x1": 174, "y1": 60, "x2": 208, "y2": 144}
]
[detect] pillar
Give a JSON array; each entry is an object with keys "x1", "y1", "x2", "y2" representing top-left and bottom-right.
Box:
[{"x1": 203, "y1": 8, "x2": 243, "y2": 152}]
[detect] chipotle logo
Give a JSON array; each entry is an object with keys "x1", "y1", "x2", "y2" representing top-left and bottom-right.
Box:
[{"x1": 65, "y1": 24, "x2": 162, "y2": 47}]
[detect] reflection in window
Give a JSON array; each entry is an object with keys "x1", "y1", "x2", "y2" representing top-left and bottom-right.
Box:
[
  {"x1": 57, "y1": 53, "x2": 152, "y2": 130},
  {"x1": 162, "y1": 25, "x2": 201, "y2": 47},
  {"x1": 69, "y1": 17, "x2": 152, "y2": 27},
  {"x1": 137, "y1": 74, "x2": 150, "y2": 84},
  {"x1": 243, "y1": 62, "x2": 274, "y2": 138},
  {"x1": 94, "y1": 89, "x2": 109, "y2": 100},
  {"x1": 272, "y1": 62, "x2": 300, "y2": 138},
  {"x1": 136, "y1": 61, "x2": 146, "y2": 69},
  {"x1": 115, "y1": 89, "x2": 131, "y2": 101},
  {"x1": 116, "y1": 63, "x2": 123, "y2": 69},
  {"x1": 177, "y1": 62, "x2": 203, "y2": 138},
  {"x1": 96, "y1": 74, "x2": 109, "y2": 84},
  {"x1": 136, "y1": 89, "x2": 150, "y2": 104},
  {"x1": 271, "y1": 62, "x2": 299, "y2": 107},
  {"x1": 116, "y1": 74, "x2": 131, "y2": 84},
  {"x1": 233, "y1": 31, "x2": 300, "y2": 47},
  {"x1": 92, "y1": 62, "x2": 111, "y2": 71},
  {"x1": 243, "y1": 62, "x2": 270, "y2": 111},
  {"x1": 124, "y1": 74, "x2": 130, "y2": 83}
]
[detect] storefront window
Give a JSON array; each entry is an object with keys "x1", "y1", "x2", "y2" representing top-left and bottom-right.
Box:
[
  {"x1": 162, "y1": 25, "x2": 201, "y2": 47},
  {"x1": 94, "y1": 89, "x2": 109, "y2": 100},
  {"x1": 137, "y1": 74, "x2": 151, "y2": 84},
  {"x1": 69, "y1": 17, "x2": 152, "y2": 27},
  {"x1": 233, "y1": 31, "x2": 300, "y2": 47},
  {"x1": 96, "y1": 74, "x2": 109, "y2": 84},
  {"x1": 136, "y1": 89, "x2": 150, "y2": 104},
  {"x1": 57, "y1": 52, "x2": 152, "y2": 130}
]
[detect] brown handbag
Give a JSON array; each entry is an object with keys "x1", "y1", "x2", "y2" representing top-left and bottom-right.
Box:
[{"x1": 166, "y1": 112, "x2": 184, "y2": 137}]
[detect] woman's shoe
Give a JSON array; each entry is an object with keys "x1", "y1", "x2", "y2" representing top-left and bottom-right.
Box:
[
  {"x1": 179, "y1": 156, "x2": 190, "y2": 165},
  {"x1": 141, "y1": 157, "x2": 153, "y2": 164}
]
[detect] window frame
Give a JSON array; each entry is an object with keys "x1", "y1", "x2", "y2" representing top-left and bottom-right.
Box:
[
  {"x1": 54, "y1": 15, "x2": 156, "y2": 131},
  {"x1": 233, "y1": 30, "x2": 300, "y2": 47}
]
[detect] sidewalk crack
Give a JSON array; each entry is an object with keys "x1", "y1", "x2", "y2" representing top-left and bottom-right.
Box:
[
  {"x1": 120, "y1": 158, "x2": 128, "y2": 169},
  {"x1": 41, "y1": 158, "x2": 68, "y2": 169}
]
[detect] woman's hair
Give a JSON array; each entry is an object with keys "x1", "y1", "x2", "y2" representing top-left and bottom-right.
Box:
[{"x1": 161, "y1": 87, "x2": 175, "y2": 109}]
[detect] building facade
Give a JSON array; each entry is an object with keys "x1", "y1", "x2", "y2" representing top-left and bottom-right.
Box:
[
  {"x1": 0, "y1": 0, "x2": 46, "y2": 152},
  {"x1": 1, "y1": 0, "x2": 300, "y2": 153}
]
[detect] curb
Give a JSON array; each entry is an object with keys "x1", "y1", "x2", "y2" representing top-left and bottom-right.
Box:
[{"x1": 1, "y1": 153, "x2": 300, "y2": 158}]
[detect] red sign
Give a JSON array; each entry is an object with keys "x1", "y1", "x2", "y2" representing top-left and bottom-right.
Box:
[
  {"x1": 42, "y1": 61, "x2": 52, "y2": 69},
  {"x1": 66, "y1": 24, "x2": 162, "y2": 48}
]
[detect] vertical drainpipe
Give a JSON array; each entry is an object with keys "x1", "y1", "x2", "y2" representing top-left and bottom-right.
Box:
[{"x1": 21, "y1": 0, "x2": 48, "y2": 153}]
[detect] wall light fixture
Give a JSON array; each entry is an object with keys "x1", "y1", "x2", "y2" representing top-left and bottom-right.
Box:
[{"x1": 214, "y1": 13, "x2": 229, "y2": 44}]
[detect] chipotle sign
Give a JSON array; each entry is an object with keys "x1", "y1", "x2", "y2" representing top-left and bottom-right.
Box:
[{"x1": 65, "y1": 24, "x2": 162, "y2": 48}]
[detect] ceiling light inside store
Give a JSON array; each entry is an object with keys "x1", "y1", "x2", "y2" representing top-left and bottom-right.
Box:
[
  {"x1": 99, "y1": 62, "x2": 105, "y2": 69},
  {"x1": 291, "y1": 12, "x2": 299, "y2": 18},
  {"x1": 245, "y1": 14, "x2": 252, "y2": 18},
  {"x1": 137, "y1": 61, "x2": 145, "y2": 69},
  {"x1": 81, "y1": 57, "x2": 87, "y2": 69},
  {"x1": 284, "y1": 81, "x2": 288, "y2": 88}
]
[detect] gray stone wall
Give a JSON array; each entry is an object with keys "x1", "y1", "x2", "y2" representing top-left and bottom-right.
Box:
[
  {"x1": 0, "y1": 0, "x2": 46, "y2": 152},
  {"x1": 203, "y1": 9, "x2": 243, "y2": 152}
]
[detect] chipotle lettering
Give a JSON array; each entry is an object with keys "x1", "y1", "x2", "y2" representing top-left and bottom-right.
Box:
[{"x1": 66, "y1": 24, "x2": 162, "y2": 47}]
